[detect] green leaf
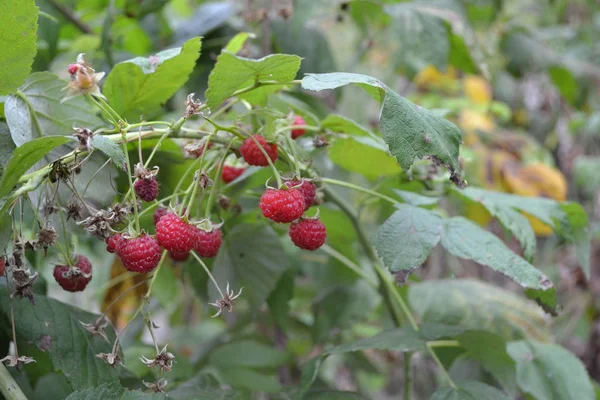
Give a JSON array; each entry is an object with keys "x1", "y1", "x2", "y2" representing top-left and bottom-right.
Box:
[
  {"x1": 441, "y1": 217, "x2": 555, "y2": 312},
  {"x1": 548, "y1": 66, "x2": 578, "y2": 105},
  {"x1": 65, "y1": 382, "x2": 124, "y2": 400},
  {"x1": 301, "y1": 72, "x2": 464, "y2": 187},
  {"x1": 0, "y1": 213, "x2": 12, "y2": 252},
  {"x1": 124, "y1": 0, "x2": 169, "y2": 18},
  {"x1": 4, "y1": 72, "x2": 103, "y2": 146},
  {"x1": 91, "y1": 135, "x2": 126, "y2": 170},
  {"x1": 223, "y1": 32, "x2": 254, "y2": 54},
  {"x1": 374, "y1": 204, "x2": 443, "y2": 271},
  {"x1": 328, "y1": 137, "x2": 402, "y2": 180},
  {"x1": 104, "y1": 37, "x2": 201, "y2": 120},
  {"x1": 0, "y1": 287, "x2": 119, "y2": 390},
  {"x1": 457, "y1": 331, "x2": 517, "y2": 396},
  {"x1": 431, "y1": 380, "x2": 510, "y2": 400},
  {"x1": 0, "y1": 122, "x2": 16, "y2": 168},
  {"x1": 454, "y1": 187, "x2": 536, "y2": 261},
  {"x1": 223, "y1": 368, "x2": 281, "y2": 393},
  {"x1": 321, "y1": 114, "x2": 371, "y2": 136},
  {"x1": 409, "y1": 279, "x2": 550, "y2": 341},
  {"x1": 210, "y1": 224, "x2": 291, "y2": 311},
  {"x1": 210, "y1": 340, "x2": 289, "y2": 369},
  {"x1": 0, "y1": 0, "x2": 38, "y2": 95},
  {"x1": 0, "y1": 135, "x2": 73, "y2": 200},
  {"x1": 152, "y1": 262, "x2": 179, "y2": 310},
  {"x1": 573, "y1": 156, "x2": 600, "y2": 198},
  {"x1": 393, "y1": 189, "x2": 439, "y2": 207},
  {"x1": 304, "y1": 391, "x2": 367, "y2": 400},
  {"x1": 167, "y1": 374, "x2": 237, "y2": 399},
  {"x1": 507, "y1": 340, "x2": 595, "y2": 400},
  {"x1": 205, "y1": 52, "x2": 302, "y2": 110},
  {"x1": 267, "y1": 269, "x2": 295, "y2": 330}
]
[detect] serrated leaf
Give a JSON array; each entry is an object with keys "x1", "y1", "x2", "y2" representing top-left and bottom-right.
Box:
[
  {"x1": 65, "y1": 382, "x2": 124, "y2": 400},
  {"x1": 393, "y1": 189, "x2": 439, "y2": 207},
  {"x1": 205, "y1": 52, "x2": 302, "y2": 110},
  {"x1": 224, "y1": 32, "x2": 254, "y2": 54},
  {"x1": 441, "y1": 217, "x2": 555, "y2": 312},
  {"x1": 374, "y1": 204, "x2": 443, "y2": 271},
  {"x1": 0, "y1": 287, "x2": 119, "y2": 390},
  {"x1": 0, "y1": 135, "x2": 73, "y2": 199},
  {"x1": 91, "y1": 135, "x2": 126, "y2": 170},
  {"x1": 302, "y1": 72, "x2": 464, "y2": 186},
  {"x1": 328, "y1": 136, "x2": 402, "y2": 180},
  {"x1": 5, "y1": 72, "x2": 103, "y2": 146},
  {"x1": 210, "y1": 225, "x2": 291, "y2": 311},
  {"x1": 431, "y1": 380, "x2": 510, "y2": 400},
  {"x1": 507, "y1": 340, "x2": 594, "y2": 400},
  {"x1": 409, "y1": 279, "x2": 550, "y2": 341},
  {"x1": 0, "y1": 0, "x2": 38, "y2": 95},
  {"x1": 104, "y1": 37, "x2": 201, "y2": 120}
]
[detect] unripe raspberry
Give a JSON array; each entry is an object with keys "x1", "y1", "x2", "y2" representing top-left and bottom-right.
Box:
[
  {"x1": 222, "y1": 165, "x2": 246, "y2": 183},
  {"x1": 134, "y1": 177, "x2": 159, "y2": 202},
  {"x1": 156, "y1": 213, "x2": 197, "y2": 252},
  {"x1": 259, "y1": 188, "x2": 305, "y2": 223},
  {"x1": 117, "y1": 234, "x2": 162, "y2": 273},
  {"x1": 105, "y1": 233, "x2": 123, "y2": 253},
  {"x1": 289, "y1": 218, "x2": 327, "y2": 251},
  {"x1": 240, "y1": 135, "x2": 278, "y2": 166},
  {"x1": 194, "y1": 228, "x2": 222, "y2": 258},
  {"x1": 53, "y1": 255, "x2": 93, "y2": 292},
  {"x1": 68, "y1": 64, "x2": 80, "y2": 75},
  {"x1": 291, "y1": 115, "x2": 306, "y2": 139},
  {"x1": 288, "y1": 179, "x2": 316, "y2": 210}
]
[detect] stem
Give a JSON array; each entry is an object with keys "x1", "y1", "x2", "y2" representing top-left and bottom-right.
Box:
[
  {"x1": 184, "y1": 135, "x2": 214, "y2": 216},
  {"x1": 404, "y1": 353, "x2": 412, "y2": 400},
  {"x1": 283, "y1": 132, "x2": 301, "y2": 177},
  {"x1": 0, "y1": 363, "x2": 27, "y2": 400},
  {"x1": 205, "y1": 147, "x2": 230, "y2": 219},
  {"x1": 427, "y1": 340, "x2": 461, "y2": 348},
  {"x1": 144, "y1": 251, "x2": 168, "y2": 298},
  {"x1": 428, "y1": 345, "x2": 456, "y2": 389},
  {"x1": 321, "y1": 177, "x2": 400, "y2": 205},
  {"x1": 190, "y1": 252, "x2": 224, "y2": 298},
  {"x1": 56, "y1": 199, "x2": 72, "y2": 264},
  {"x1": 320, "y1": 244, "x2": 378, "y2": 287},
  {"x1": 273, "y1": 124, "x2": 321, "y2": 137},
  {"x1": 121, "y1": 133, "x2": 140, "y2": 233},
  {"x1": 248, "y1": 135, "x2": 282, "y2": 187},
  {"x1": 229, "y1": 80, "x2": 302, "y2": 99}
]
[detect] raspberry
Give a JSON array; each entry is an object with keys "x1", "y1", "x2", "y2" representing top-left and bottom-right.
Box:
[
  {"x1": 153, "y1": 207, "x2": 169, "y2": 225},
  {"x1": 222, "y1": 165, "x2": 246, "y2": 183},
  {"x1": 169, "y1": 250, "x2": 190, "y2": 262},
  {"x1": 289, "y1": 218, "x2": 327, "y2": 251},
  {"x1": 240, "y1": 135, "x2": 278, "y2": 166},
  {"x1": 0, "y1": 257, "x2": 5, "y2": 276},
  {"x1": 134, "y1": 177, "x2": 159, "y2": 202},
  {"x1": 156, "y1": 213, "x2": 197, "y2": 252},
  {"x1": 67, "y1": 64, "x2": 80, "y2": 75},
  {"x1": 105, "y1": 233, "x2": 123, "y2": 253},
  {"x1": 288, "y1": 179, "x2": 316, "y2": 210},
  {"x1": 291, "y1": 116, "x2": 306, "y2": 139},
  {"x1": 259, "y1": 188, "x2": 305, "y2": 223},
  {"x1": 117, "y1": 234, "x2": 162, "y2": 273},
  {"x1": 53, "y1": 255, "x2": 93, "y2": 292},
  {"x1": 194, "y1": 228, "x2": 222, "y2": 258}
]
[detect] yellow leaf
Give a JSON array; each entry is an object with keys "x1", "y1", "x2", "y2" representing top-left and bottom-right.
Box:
[
  {"x1": 102, "y1": 258, "x2": 147, "y2": 330},
  {"x1": 463, "y1": 75, "x2": 492, "y2": 104},
  {"x1": 414, "y1": 65, "x2": 457, "y2": 89},
  {"x1": 459, "y1": 109, "x2": 495, "y2": 145}
]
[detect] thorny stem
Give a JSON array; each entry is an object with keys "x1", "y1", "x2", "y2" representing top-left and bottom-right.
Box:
[{"x1": 190, "y1": 251, "x2": 224, "y2": 299}]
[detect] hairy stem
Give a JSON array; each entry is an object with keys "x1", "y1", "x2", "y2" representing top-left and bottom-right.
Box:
[{"x1": 0, "y1": 363, "x2": 27, "y2": 400}]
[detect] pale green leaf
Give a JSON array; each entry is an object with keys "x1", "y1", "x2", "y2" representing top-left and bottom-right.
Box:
[
  {"x1": 0, "y1": 0, "x2": 38, "y2": 95},
  {"x1": 224, "y1": 32, "x2": 254, "y2": 54},
  {"x1": 431, "y1": 380, "x2": 510, "y2": 400},
  {"x1": 205, "y1": 52, "x2": 301, "y2": 109},
  {"x1": 0, "y1": 122, "x2": 16, "y2": 168},
  {"x1": 0, "y1": 135, "x2": 74, "y2": 199},
  {"x1": 409, "y1": 279, "x2": 550, "y2": 341},
  {"x1": 91, "y1": 135, "x2": 126, "y2": 170},
  {"x1": 374, "y1": 204, "x2": 443, "y2": 271},
  {"x1": 301, "y1": 72, "x2": 464, "y2": 186},
  {"x1": 507, "y1": 340, "x2": 594, "y2": 400},
  {"x1": 5, "y1": 72, "x2": 103, "y2": 146},
  {"x1": 104, "y1": 37, "x2": 201, "y2": 120},
  {"x1": 441, "y1": 217, "x2": 555, "y2": 312}
]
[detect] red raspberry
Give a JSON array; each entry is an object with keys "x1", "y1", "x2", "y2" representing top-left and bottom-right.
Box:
[
  {"x1": 240, "y1": 135, "x2": 278, "y2": 166},
  {"x1": 105, "y1": 233, "x2": 123, "y2": 253},
  {"x1": 53, "y1": 255, "x2": 93, "y2": 292},
  {"x1": 153, "y1": 207, "x2": 169, "y2": 225},
  {"x1": 156, "y1": 213, "x2": 197, "y2": 252},
  {"x1": 169, "y1": 250, "x2": 190, "y2": 262},
  {"x1": 288, "y1": 179, "x2": 316, "y2": 210},
  {"x1": 291, "y1": 116, "x2": 306, "y2": 139},
  {"x1": 259, "y1": 188, "x2": 305, "y2": 223},
  {"x1": 134, "y1": 177, "x2": 159, "y2": 202},
  {"x1": 67, "y1": 64, "x2": 80, "y2": 75},
  {"x1": 0, "y1": 257, "x2": 5, "y2": 276},
  {"x1": 194, "y1": 228, "x2": 222, "y2": 258},
  {"x1": 289, "y1": 218, "x2": 327, "y2": 251},
  {"x1": 117, "y1": 234, "x2": 162, "y2": 273},
  {"x1": 222, "y1": 165, "x2": 246, "y2": 183}
]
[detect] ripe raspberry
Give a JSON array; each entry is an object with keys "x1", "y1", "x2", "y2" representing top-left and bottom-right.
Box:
[
  {"x1": 134, "y1": 177, "x2": 159, "y2": 202},
  {"x1": 288, "y1": 179, "x2": 316, "y2": 210},
  {"x1": 67, "y1": 64, "x2": 80, "y2": 75},
  {"x1": 222, "y1": 165, "x2": 246, "y2": 183},
  {"x1": 153, "y1": 207, "x2": 169, "y2": 225},
  {"x1": 169, "y1": 250, "x2": 190, "y2": 262},
  {"x1": 259, "y1": 188, "x2": 305, "y2": 223},
  {"x1": 291, "y1": 116, "x2": 306, "y2": 139},
  {"x1": 240, "y1": 135, "x2": 278, "y2": 166},
  {"x1": 289, "y1": 218, "x2": 327, "y2": 251},
  {"x1": 156, "y1": 213, "x2": 197, "y2": 252},
  {"x1": 194, "y1": 228, "x2": 222, "y2": 258},
  {"x1": 117, "y1": 234, "x2": 162, "y2": 273},
  {"x1": 0, "y1": 257, "x2": 5, "y2": 276},
  {"x1": 53, "y1": 255, "x2": 93, "y2": 292},
  {"x1": 105, "y1": 233, "x2": 123, "y2": 253}
]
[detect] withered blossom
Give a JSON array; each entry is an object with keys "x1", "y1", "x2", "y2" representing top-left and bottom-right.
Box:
[
  {"x1": 140, "y1": 344, "x2": 176, "y2": 372},
  {"x1": 80, "y1": 318, "x2": 110, "y2": 343},
  {"x1": 11, "y1": 267, "x2": 38, "y2": 304},
  {"x1": 209, "y1": 282, "x2": 243, "y2": 318},
  {"x1": 0, "y1": 355, "x2": 36, "y2": 368},
  {"x1": 62, "y1": 54, "x2": 105, "y2": 102}
]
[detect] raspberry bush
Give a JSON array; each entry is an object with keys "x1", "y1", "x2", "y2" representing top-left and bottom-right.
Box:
[{"x1": 0, "y1": 1, "x2": 597, "y2": 399}]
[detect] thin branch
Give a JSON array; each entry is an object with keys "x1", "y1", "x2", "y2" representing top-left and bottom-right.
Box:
[{"x1": 46, "y1": 0, "x2": 92, "y2": 34}]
